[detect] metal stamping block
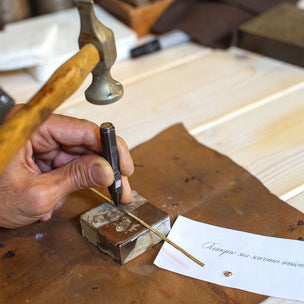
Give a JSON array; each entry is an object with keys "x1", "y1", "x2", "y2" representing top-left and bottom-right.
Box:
[{"x1": 80, "y1": 191, "x2": 170, "y2": 264}]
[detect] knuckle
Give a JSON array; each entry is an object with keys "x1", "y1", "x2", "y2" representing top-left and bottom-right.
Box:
[{"x1": 68, "y1": 160, "x2": 90, "y2": 189}]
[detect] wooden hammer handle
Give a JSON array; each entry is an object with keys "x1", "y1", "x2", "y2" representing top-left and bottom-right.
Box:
[{"x1": 0, "y1": 44, "x2": 99, "y2": 176}]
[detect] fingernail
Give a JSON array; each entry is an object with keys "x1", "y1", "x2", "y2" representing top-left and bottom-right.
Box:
[
  {"x1": 90, "y1": 160, "x2": 114, "y2": 187},
  {"x1": 40, "y1": 210, "x2": 53, "y2": 222}
]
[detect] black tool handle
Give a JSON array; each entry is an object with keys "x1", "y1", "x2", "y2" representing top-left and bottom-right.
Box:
[
  {"x1": 0, "y1": 88, "x2": 15, "y2": 125},
  {"x1": 100, "y1": 122, "x2": 122, "y2": 205},
  {"x1": 130, "y1": 40, "x2": 161, "y2": 58}
]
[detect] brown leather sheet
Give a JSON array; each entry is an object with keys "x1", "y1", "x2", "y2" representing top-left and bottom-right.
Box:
[{"x1": 1, "y1": 124, "x2": 304, "y2": 304}]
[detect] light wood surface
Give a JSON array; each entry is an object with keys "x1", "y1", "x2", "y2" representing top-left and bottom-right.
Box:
[{"x1": 1, "y1": 41, "x2": 304, "y2": 304}]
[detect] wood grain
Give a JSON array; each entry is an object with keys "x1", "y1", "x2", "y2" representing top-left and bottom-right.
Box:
[
  {"x1": 55, "y1": 42, "x2": 211, "y2": 114},
  {"x1": 194, "y1": 86, "x2": 304, "y2": 200},
  {"x1": 54, "y1": 47, "x2": 304, "y2": 150}
]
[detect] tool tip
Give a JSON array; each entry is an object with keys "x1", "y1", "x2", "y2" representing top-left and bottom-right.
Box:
[{"x1": 111, "y1": 192, "x2": 121, "y2": 206}]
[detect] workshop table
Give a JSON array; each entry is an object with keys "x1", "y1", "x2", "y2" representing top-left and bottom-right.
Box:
[{"x1": 1, "y1": 42, "x2": 304, "y2": 304}]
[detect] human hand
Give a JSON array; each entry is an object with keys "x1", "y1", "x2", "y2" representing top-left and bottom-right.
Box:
[{"x1": 0, "y1": 109, "x2": 134, "y2": 228}]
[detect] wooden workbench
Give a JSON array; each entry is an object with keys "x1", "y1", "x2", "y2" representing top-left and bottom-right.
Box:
[{"x1": 1, "y1": 42, "x2": 304, "y2": 304}]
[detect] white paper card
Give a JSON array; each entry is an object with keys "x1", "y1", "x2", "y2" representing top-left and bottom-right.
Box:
[{"x1": 154, "y1": 215, "x2": 304, "y2": 301}]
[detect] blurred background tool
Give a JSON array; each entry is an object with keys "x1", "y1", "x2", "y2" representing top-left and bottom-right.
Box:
[
  {"x1": 131, "y1": 29, "x2": 190, "y2": 58},
  {"x1": 0, "y1": 88, "x2": 15, "y2": 125},
  {"x1": 96, "y1": 0, "x2": 173, "y2": 37}
]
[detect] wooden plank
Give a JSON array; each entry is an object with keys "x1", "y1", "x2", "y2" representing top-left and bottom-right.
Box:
[
  {"x1": 54, "y1": 47, "x2": 304, "y2": 149},
  {"x1": 113, "y1": 42, "x2": 210, "y2": 85},
  {"x1": 55, "y1": 42, "x2": 210, "y2": 112},
  {"x1": 262, "y1": 295, "x2": 304, "y2": 304},
  {"x1": 286, "y1": 191, "x2": 304, "y2": 214},
  {"x1": 56, "y1": 42, "x2": 210, "y2": 113},
  {"x1": 194, "y1": 85, "x2": 304, "y2": 200},
  {"x1": 0, "y1": 42, "x2": 208, "y2": 105}
]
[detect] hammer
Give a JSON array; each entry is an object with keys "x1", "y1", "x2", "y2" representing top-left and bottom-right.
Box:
[{"x1": 0, "y1": 0, "x2": 122, "y2": 176}]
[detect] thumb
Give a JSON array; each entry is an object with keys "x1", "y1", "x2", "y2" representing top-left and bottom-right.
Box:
[{"x1": 47, "y1": 155, "x2": 114, "y2": 198}]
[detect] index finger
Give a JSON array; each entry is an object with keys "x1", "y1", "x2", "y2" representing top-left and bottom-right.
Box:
[
  {"x1": 34, "y1": 114, "x2": 134, "y2": 175},
  {"x1": 38, "y1": 114, "x2": 101, "y2": 153}
]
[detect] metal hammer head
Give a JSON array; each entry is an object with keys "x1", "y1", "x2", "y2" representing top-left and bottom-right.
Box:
[{"x1": 74, "y1": 0, "x2": 123, "y2": 105}]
